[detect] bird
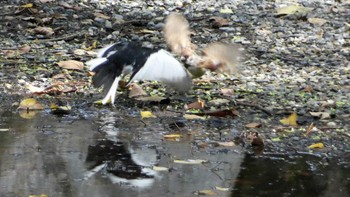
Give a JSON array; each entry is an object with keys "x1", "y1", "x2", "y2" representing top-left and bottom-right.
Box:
[
  {"x1": 86, "y1": 42, "x2": 192, "y2": 104},
  {"x1": 164, "y1": 12, "x2": 242, "y2": 75}
]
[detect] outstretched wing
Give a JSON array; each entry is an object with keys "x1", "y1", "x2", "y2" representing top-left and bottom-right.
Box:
[{"x1": 130, "y1": 49, "x2": 192, "y2": 92}]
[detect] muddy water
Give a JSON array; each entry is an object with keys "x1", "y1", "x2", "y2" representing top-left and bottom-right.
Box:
[{"x1": 0, "y1": 110, "x2": 349, "y2": 197}]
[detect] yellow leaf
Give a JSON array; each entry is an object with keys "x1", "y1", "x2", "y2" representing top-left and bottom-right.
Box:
[
  {"x1": 183, "y1": 114, "x2": 206, "y2": 120},
  {"x1": 163, "y1": 134, "x2": 182, "y2": 140},
  {"x1": 215, "y1": 186, "x2": 230, "y2": 191},
  {"x1": 308, "y1": 143, "x2": 324, "y2": 149},
  {"x1": 19, "y1": 110, "x2": 39, "y2": 119},
  {"x1": 140, "y1": 111, "x2": 156, "y2": 119},
  {"x1": 29, "y1": 194, "x2": 48, "y2": 197},
  {"x1": 153, "y1": 166, "x2": 169, "y2": 171},
  {"x1": 18, "y1": 98, "x2": 44, "y2": 110},
  {"x1": 174, "y1": 159, "x2": 206, "y2": 164},
  {"x1": 21, "y1": 3, "x2": 33, "y2": 8},
  {"x1": 271, "y1": 137, "x2": 281, "y2": 142},
  {"x1": 197, "y1": 190, "x2": 216, "y2": 195},
  {"x1": 279, "y1": 112, "x2": 298, "y2": 126}
]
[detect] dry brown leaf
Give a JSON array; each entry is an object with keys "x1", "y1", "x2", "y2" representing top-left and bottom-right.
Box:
[
  {"x1": 25, "y1": 82, "x2": 45, "y2": 93},
  {"x1": 185, "y1": 98, "x2": 205, "y2": 110},
  {"x1": 220, "y1": 88, "x2": 234, "y2": 96},
  {"x1": 57, "y1": 60, "x2": 84, "y2": 70},
  {"x1": 128, "y1": 83, "x2": 147, "y2": 98},
  {"x1": 308, "y1": 18, "x2": 328, "y2": 26},
  {"x1": 209, "y1": 16, "x2": 229, "y2": 28},
  {"x1": 216, "y1": 141, "x2": 235, "y2": 147},
  {"x1": 309, "y1": 112, "x2": 330, "y2": 119},
  {"x1": 245, "y1": 122, "x2": 262, "y2": 128},
  {"x1": 32, "y1": 26, "x2": 54, "y2": 36},
  {"x1": 94, "y1": 12, "x2": 111, "y2": 20},
  {"x1": 19, "y1": 45, "x2": 31, "y2": 53}
]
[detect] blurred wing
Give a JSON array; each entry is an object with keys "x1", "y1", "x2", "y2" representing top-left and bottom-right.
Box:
[
  {"x1": 131, "y1": 49, "x2": 192, "y2": 92},
  {"x1": 164, "y1": 13, "x2": 194, "y2": 57},
  {"x1": 201, "y1": 42, "x2": 241, "y2": 74}
]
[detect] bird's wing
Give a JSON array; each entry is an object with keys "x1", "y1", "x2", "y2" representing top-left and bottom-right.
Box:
[
  {"x1": 130, "y1": 49, "x2": 192, "y2": 92},
  {"x1": 164, "y1": 13, "x2": 194, "y2": 57},
  {"x1": 200, "y1": 42, "x2": 241, "y2": 74}
]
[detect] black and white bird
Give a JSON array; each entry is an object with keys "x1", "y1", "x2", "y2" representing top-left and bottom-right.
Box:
[{"x1": 86, "y1": 42, "x2": 192, "y2": 104}]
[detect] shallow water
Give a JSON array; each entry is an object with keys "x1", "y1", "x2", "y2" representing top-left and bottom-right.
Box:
[{"x1": 0, "y1": 110, "x2": 349, "y2": 197}]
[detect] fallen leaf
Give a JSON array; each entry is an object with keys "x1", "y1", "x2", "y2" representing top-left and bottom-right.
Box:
[
  {"x1": 153, "y1": 166, "x2": 169, "y2": 171},
  {"x1": 57, "y1": 60, "x2": 84, "y2": 70},
  {"x1": 215, "y1": 186, "x2": 230, "y2": 191},
  {"x1": 185, "y1": 98, "x2": 205, "y2": 110},
  {"x1": 19, "y1": 45, "x2": 31, "y2": 54},
  {"x1": 73, "y1": 49, "x2": 87, "y2": 56},
  {"x1": 50, "y1": 103, "x2": 71, "y2": 115},
  {"x1": 174, "y1": 159, "x2": 206, "y2": 164},
  {"x1": 18, "y1": 98, "x2": 44, "y2": 110},
  {"x1": 32, "y1": 26, "x2": 54, "y2": 36},
  {"x1": 245, "y1": 122, "x2": 262, "y2": 128},
  {"x1": 209, "y1": 16, "x2": 229, "y2": 28},
  {"x1": 309, "y1": 112, "x2": 330, "y2": 120},
  {"x1": 19, "y1": 111, "x2": 39, "y2": 119},
  {"x1": 216, "y1": 141, "x2": 235, "y2": 147},
  {"x1": 308, "y1": 18, "x2": 328, "y2": 26},
  {"x1": 196, "y1": 189, "x2": 216, "y2": 196},
  {"x1": 25, "y1": 82, "x2": 45, "y2": 93},
  {"x1": 140, "y1": 111, "x2": 156, "y2": 119},
  {"x1": 183, "y1": 114, "x2": 206, "y2": 120},
  {"x1": 275, "y1": 4, "x2": 313, "y2": 16},
  {"x1": 220, "y1": 88, "x2": 234, "y2": 96},
  {"x1": 163, "y1": 134, "x2": 182, "y2": 141},
  {"x1": 303, "y1": 85, "x2": 314, "y2": 92},
  {"x1": 94, "y1": 12, "x2": 111, "y2": 20},
  {"x1": 21, "y1": 3, "x2": 33, "y2": 8},
  {"x1": 129, "y1": 83, "x2": 148, "y2": 98},
  {"x1": 279, "y1": 112, "x2": 298, "y2": 126},
  {"x1": 29, "y1": 194, "x2": 48, "y2": 197},
  {"x1": 220, "y1": 8, "x2": 233, "y2": 14},
  {"x1": 308, "y1": 142, "x2": 324, "y2": 149},
  {"x1": 271, "y1": 137, "x2": 281, "y2": 142}
]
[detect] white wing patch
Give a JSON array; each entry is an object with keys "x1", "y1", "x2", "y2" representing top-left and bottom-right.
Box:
[
  {"x1": 97, "y1": 43, "x2": 117, "y2": 57},
  {"x1": 86, "y1": 57, "x2": 107, "y2": 71},
  {"x1": 131, "y1": 49, "x2": 192, "y2": 92},
  {"x1": 102, "y1": 76, "x2": 121, "y2": 104}
]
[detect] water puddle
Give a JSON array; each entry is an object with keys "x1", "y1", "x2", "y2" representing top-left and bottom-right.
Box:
[{"x1": 0, "y1": 110, "x2": 349, "y2": 196}]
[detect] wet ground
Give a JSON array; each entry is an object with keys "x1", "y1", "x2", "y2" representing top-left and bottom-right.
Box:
[
  {"x1": 0, "y1": 107, "x2": 349, "y2": 197},
  {"x1": 1, "y1": 0, "x2": 350, "y2": 196}
]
